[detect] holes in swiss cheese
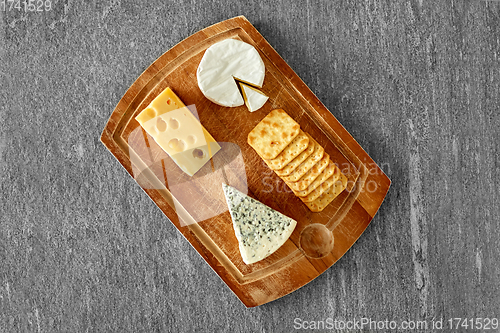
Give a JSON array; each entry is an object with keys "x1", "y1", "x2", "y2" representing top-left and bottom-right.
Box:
[
  {"x1": 192, "y1": 148, "x2": 205, "y2": 159},
  {"x1": 168, "y1": 118, "x2": 180, "y2": 130},
  {"x1": 186, "y1": 135, "x2": 197, "y2": 145},
  {"x1": 168, "y1": 138, "x2": 186, "y2": 152},
  {"x1": 156, "y1": 118, "x2": 167, "y2": 132}
]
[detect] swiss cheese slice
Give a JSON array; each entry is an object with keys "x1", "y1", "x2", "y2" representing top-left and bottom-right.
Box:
[
  {"x1": 197, "y1": 39, "x2": 266, "y2": 107},
  {"x1": 222, "y1": 184, "x2": 297, "y2": 265},
  {"x1": 238, "y1": 82, "x2": 269, "y2": 112},
  {"x1": 135, "y1": 88, "x2": 221, "y2": 176}
]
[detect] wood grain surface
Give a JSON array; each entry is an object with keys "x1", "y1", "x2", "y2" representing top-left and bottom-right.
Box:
[{"x1": 1, "y1": 0, "x2": 499, "y2": 332}]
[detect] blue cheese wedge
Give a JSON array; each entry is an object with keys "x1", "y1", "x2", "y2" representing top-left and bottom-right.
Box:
[{"x1": 222, "y1": 184, "x2": 297, "y2": 264}]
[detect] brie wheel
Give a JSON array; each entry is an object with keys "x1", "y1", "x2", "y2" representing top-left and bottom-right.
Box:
[
  {"x1": 238, "y1": 82, "x2": 269, "y2": 112},
  {"x1": 197, "y1": 39, "x2": 265, "y2": 107}
]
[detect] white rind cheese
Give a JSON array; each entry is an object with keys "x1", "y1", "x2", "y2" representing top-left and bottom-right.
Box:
[
  {"x1": 197, "y1": 39, "x2": 266, "y2": 107},
  {"x1": 238, "y1": 82, "x2": 269, "y2": 112},
  {"x1": 222, "y1": 184, "x2": 297, "y2": 264}
]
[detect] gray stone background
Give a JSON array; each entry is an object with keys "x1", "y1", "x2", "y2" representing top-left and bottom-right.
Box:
[{"x1": 1, "y1": 0, "x2": 499, "y2": 332}]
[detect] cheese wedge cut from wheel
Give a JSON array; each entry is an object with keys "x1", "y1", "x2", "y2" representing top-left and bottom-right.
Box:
[
  {"x1": 197, "y1": 39, "x2": 265, "y2": 107},
  {"x1": 238, "y1": 82, "x2": 269, "y2": 112},
  {"x1": 135, "y1": 88, "x2": 221, "y2": 176},
  {"x1": 222, "y1": 184, "x2": 297, "y2": 265}
]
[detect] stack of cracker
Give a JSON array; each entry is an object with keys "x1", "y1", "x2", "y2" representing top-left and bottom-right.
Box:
[{"x1": 247, "y1": 109, "x2": 347, "y2": 212}]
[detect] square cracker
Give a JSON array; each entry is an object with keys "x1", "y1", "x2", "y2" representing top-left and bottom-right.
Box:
[
  {"x1": 303, "y1": 172, "x2": 348, "y2": 212},
  {"x1": 274, "y1": 133, "x2": 315, "y2": 176},
  {"x1": 247, "y1": 109, "x2": 300, "y2": 159},
  {"x1": 300, "y1": 168, "x2": 344, "y2": 203},
  {"x1": 287, "y1": 153, "x2": 331, "y2": 192},
  {"x1": 281, "y1": 139, "x2": 324, "y2": 182},
  {"x1": 293, "y1": 160, "x2": 339, "y2": 197},
  {"x1": 265, "y1": 130, "x2": 309, "y2": 170}
]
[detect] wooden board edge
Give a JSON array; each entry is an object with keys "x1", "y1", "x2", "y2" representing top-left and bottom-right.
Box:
[{"x1": 99, "y1": 15, "x2": 392, "y2": 308}]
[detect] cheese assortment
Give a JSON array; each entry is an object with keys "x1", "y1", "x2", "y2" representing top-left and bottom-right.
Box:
[
  {"x1": 197, "y1": 39, "x2": 266, "y2": 107},
  {"x1": 248, "y1": 109, "x2": 348, "y2": 212},
  {"x1": 135, "y1": 88, "x2": 221, "y2": 176},
  {"x1": 133, "y1": 38, "x2": 347, "y2": 266},
  {"x1": 222, "y1": 183, "x2": 297, "y2": 264}
]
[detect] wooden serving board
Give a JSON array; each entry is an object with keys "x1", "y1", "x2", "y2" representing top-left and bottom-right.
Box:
[{"x1": 100, "y1": 16, "x2": 390, "y2": 307}]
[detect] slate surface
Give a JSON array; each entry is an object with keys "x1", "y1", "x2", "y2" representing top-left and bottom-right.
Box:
[{"x1": 1, "y1": 1, "x2": 499, "y2": 332}]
